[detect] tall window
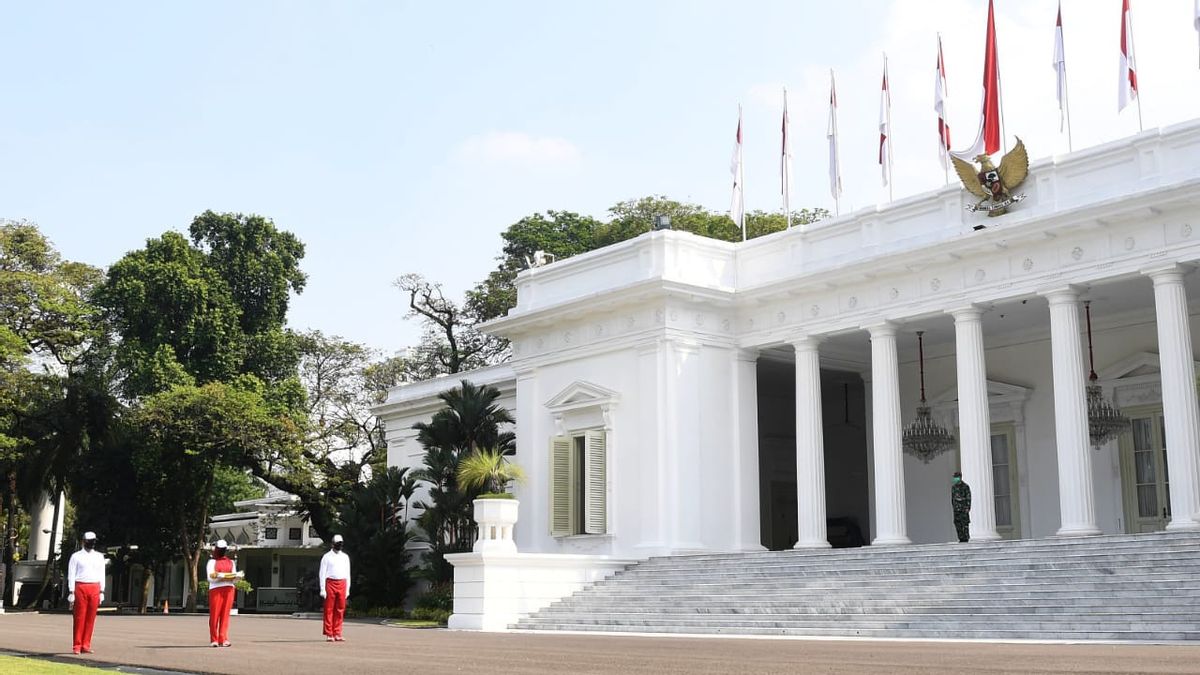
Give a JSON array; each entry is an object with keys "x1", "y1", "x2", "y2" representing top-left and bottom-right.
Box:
[{"x1": 549, "y1": 430, "x2": 607, "y2": 536}]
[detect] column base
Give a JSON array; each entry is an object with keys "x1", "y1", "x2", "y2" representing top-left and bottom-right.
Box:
[
  {"x1": 871, "y1": 535, "x2": 912, "y2": 546},
  {"x1": 1055, "y1": 524, "x2": 1102, "y2": 537},
  {"x1": 793, "y1": 540, "x2": 832, "y2": 549},
  {"x1": 737, "y1": 543, "x2": 769, "y2": 552},
  {"x1": 1165, "y1": 517, "x2": 1200, "y2": 532},
  {"x1": 969, "y1": 531, "x2": 1002, "y2": 542}
]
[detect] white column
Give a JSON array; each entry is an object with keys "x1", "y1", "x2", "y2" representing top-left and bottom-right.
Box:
[
  {"x1": 792, "y1": 337, "x2": 830, "y2": 548},
  {"x1": 1145, "y1": 265, "x2": 1200, "y2": 531},
  {"x1": 950, "y1": 306, "x2": 1000, "y2": 541},
  {"x1": 868, "y1": 322, "x2": 911, "y2": 545},
  {"x1": 1043, "y1": 287, "x2": 1101, "y2": 536},
  {"x1": 731, "y1": 348, "x2": 766, "y2": 551}
]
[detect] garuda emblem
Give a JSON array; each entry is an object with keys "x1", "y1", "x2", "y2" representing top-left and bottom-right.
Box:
[{"x1": 952, "y1": 137, "x2": 1029, "y2": 218}]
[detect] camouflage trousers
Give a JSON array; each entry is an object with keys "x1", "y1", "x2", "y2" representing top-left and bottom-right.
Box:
[{"x1": 953, "y1": 511, "x2": 970, "y2": 542}]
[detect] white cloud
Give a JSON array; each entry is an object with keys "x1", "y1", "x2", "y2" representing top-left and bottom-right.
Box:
[{"x1": 454, "y1": 131, "x2": 582, "y2": 167}]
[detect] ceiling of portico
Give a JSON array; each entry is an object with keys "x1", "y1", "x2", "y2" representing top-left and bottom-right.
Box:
[{"x1": 760, "y1": 266, "x2": 1200, "y2": 369}]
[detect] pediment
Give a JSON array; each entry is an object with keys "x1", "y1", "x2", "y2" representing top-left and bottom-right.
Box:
[
  {"x1": 545, "y1": 381, "x2": 619, "y2": 413},
  {"x1": 930, "y1": 379, "x2": 1032, "y2": 406},
  {"x1": 1097, "y1": 352, "x2": 1162, "y2": 381}
]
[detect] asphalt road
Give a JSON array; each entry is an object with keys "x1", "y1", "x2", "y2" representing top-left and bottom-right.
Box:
[{"x1": 1, "y1": 612, "x2": 1199, "y2": 675}]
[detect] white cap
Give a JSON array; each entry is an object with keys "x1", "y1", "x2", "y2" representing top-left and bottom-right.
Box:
[
  {"x1": 83, "y1": 531, "x2": 96, "y2": 541},
  {"x1": 215, "y1": 539, "x2": 228, "y2": 548},
  {"x1": 332, "y1": 534, "x2": 343, "y2": 543}
]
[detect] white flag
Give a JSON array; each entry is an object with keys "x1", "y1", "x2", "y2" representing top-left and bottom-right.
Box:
[
  {"x1": 781, "y1": 89, "x2": 792, "y2": 228},
  {"x1": 730, "y1": 105, "x2": 745, "y2": 239},
  {"x1": 879, "y1": 56, "x2": 891, "y2": 188},
  {"x1": 1054, "y1": 3, "x2": 1068, "y2": 131},
  {"x1": 827, "y1": 71, "x2": 842, "y2": 203},
  {"x1": 1118, "y1": 0, "x2": 1138, "y2": 112},
  {"x1": 934, "y1": 35, "x2": 951, "y2": 170}
]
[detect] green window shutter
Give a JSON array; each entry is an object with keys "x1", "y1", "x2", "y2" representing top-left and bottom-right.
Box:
[
  {"x1": 550, "y1": 436, "x2": 573, "y2": 536},
  {"x1": 584, "y1": 429, "x2": 607, "y2": 534}
]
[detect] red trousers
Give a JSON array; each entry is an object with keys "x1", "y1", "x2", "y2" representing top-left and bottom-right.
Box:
[
  {"x1": 208, "y1": 586, "x2": 235, "y2": 644},
  {"x1": 322, "y1": 579, "x2": 347, "y2": 637},
  {"x1": 72, "y1": 582, "x2": 101, "y2": 651}
]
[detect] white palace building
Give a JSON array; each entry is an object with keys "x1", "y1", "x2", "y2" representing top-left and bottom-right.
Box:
[{"x1": 376, "y1": 120, "x2": 1200, "y2": 634}]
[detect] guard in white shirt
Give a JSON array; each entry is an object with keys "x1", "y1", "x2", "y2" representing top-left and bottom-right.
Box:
[
  {"x1": 67, "y1": 531, "x2": 105, "y2": 654},
  {"x1": 319, "y1": 534, "x2": 351, "y2": 641}
]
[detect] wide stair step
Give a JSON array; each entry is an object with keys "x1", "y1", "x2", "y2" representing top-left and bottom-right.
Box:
[{"x1": 512, "y1": 531, "x2": 1200, "y2": 641}]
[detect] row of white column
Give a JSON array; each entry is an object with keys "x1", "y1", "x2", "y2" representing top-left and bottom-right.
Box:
[{"x1": 789, "y1": 264, "x2": 1200, "y2": 548}]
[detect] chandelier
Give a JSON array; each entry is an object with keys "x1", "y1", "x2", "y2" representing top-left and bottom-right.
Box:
[
  {"x1": 1084, "y1": 302, "x2": 1130, "y2": 448},
  {"x1": 903, "y1": 331, "x2": 956, "y2": 463}
]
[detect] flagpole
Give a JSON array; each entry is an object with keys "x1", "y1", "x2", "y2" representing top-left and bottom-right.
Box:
[
  {"x1": 884, "y1": 53, "x2": 894, "y2": 203},
  {"x1": 782, "y1": 87, "x2": 791, "y2": 230},
  {"x1": 1063, "y1": 59, "x2": 1074, "y2": 153},
  {"x1": 1127, "y1": 1, "x2": 1144, "y2": 132},
  {"x1": 938, "y1": 33, "x2": 949, "y2": 185}
]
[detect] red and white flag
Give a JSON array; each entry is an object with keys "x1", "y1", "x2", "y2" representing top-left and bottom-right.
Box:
[
  {"x1": 781, "y1": 89, "x2": 792, "y2": 228},
  {"x1": 953, "y1": 0, "x2": 1001, "y2": 160},
  {"x1": 827, "y1": 71, "x2": 842, "y2": 205},
  {"x1": 934, "y1": 35, "x2": 951, "y2": 170},
  {"x1": 879, "y1": 55, "x2": 892, "y2": 189},
  {"x1": 1054, "y1": 3, "x2": 1068, "y2": 131},
  {"x1": 1118, "y1": 0, "x2": 1138, "y2": 112},
  {"x1": 730, "y1": 104, "x2": 745, "y2": 239}
]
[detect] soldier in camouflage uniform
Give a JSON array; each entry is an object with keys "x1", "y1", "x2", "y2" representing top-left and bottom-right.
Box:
[{"x1": 951, "y1": 471, "x2": 971, "y2": 542}]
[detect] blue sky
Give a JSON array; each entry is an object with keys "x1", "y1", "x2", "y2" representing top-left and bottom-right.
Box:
[{"x1": 3, "y1": 1, "x2": 1198, "y2": 355}]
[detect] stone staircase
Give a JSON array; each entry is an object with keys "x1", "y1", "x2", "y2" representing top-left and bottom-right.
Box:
[{"x1": 514, "y1": 531, "x2": 1200, "y2": 641}]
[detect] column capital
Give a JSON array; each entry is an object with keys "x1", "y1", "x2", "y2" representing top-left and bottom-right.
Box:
[
  {"x1": 1038, "y1": 284, "x2": 1085, "y2": 306},
  {"x1": 734, "y1": 347, "x2": 761, "y2": 363},
  {"x1": 947, "y1": 304, "x2": 986, "y2": 321},
  {"x1": 787, "y1": 334, "x2": 823, "y2": 351},
  {"x1": 514, "y1": 367, "x2": 538, "y2": 381},
  {"x1": 864, "y1": 321, "x2": 899, "y2": 338},
  {"x1": 1142, "y1": 262, "x2": 1192, "y2": 285}
]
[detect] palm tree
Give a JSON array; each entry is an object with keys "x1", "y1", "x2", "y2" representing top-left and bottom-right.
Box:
[
  {"x1": 457, "y1": 449, "x2": 524, "y2": 496},
  {"x1": 410, "y1": 380, "x2": 514, "y2": 583}
]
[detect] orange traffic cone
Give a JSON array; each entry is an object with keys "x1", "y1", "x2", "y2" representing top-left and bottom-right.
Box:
[{"x1": 162, "y1": 599, "x2": 169, "y2": 614}]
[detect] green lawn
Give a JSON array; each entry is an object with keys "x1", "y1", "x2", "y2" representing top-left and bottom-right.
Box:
[
  {"x1": 0, "y1": 654, "x2": 103, "y2": 673},
  {"x1": 384, "y1": 619, "x2": 443, "y2": 628}
]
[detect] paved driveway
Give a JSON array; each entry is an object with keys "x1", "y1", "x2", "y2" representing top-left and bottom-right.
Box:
[{"x1": 1, "y1": 612, "x2": 1199, "y2": 674}]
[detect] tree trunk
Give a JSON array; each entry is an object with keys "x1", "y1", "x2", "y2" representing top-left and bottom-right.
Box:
[
  {"x1": 3, "y1": 469, "x2": 16, "y2": 609},
  {"x1": 140, "y1": 565, "x2": 153, "y2": 615}
]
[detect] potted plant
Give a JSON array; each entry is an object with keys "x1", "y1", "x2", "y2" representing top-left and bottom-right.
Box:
[{"x1": 457, "y1": 448, "x2": 525, "y2": 553}]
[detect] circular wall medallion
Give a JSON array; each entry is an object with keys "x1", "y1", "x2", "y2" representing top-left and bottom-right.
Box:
[
  {"x1": 1183, "y1": 224, "x2": 1194, "y2": 239},
  {"x1": 669, "y1": 310, "x2": 679, "y2": 321},
  {"x1": 563, "y1": 330, "x2": 573, "y2": 344},
  {"x1": 974, "y1": 269, "x2": 986, "y2": 282},
  {"x1": 593, "y1": 324, "x2": 604, "y2": 337},
  {"x1": 655, "y1": 309, "x2": 665, "y2": 323},
  {"x1": 930, "y1": 278, "x2": 942, "y2": 292},
  {"x1": 776, "y1": 311, "x2": 786, "y2": 324},
  {"x1": 848, "y1": 296, "x2": 858, "y2": 309},
  {"x1": 810, "y1": 304, "x2": 820, "y2": 317},
  {"x1": 694, "y1": 313, "x2": 705, "y2": 327},
  {"x1": 626, "y1": 315, "x2": 636, "y2": 328},
  {"x1": 721, "y1": 318, "x2": 731, "y2": 331},
  {"x1": 889, "y1": 287, "x2": 900, "y2": 300},
  {"x1": 1022, "y1": 258, "x2": 1034, "y2": 271},
  {"x1": 748, "y1": 318, "x2": 755, "y2": 329},
  {"x1": 536, "y1": 338, "x2": 545, "y2": 349},
  {"x1": 1071, "y1": 246, "x2": 1084, "y2": 260},
  {"x1": 1124, "y1": 237, "x2": 1136, "y2": 251}
]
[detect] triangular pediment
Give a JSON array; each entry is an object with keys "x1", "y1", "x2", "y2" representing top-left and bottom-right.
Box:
[
  {"x1": 930, "y1": 379, "x2": 1032, "y2": 406},
  {"x1": 1097, "y1": 352, "x2": 1161, "y2": 381},
  {"x1": 545, "y1": 381, "x2": 619, "y2": 413}
]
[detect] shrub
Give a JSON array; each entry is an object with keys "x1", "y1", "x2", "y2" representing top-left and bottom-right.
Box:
[
  {"x1": 410, "y1": 607, "x2": 450, "y2": 624},
  {"x1": 415, "y1": 583, "x2": 453, "y2": 613}
]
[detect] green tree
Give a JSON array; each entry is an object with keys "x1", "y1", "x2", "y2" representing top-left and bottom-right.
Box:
[
  {"x1": 337, "y1": 467, "x2": 418, "y2": 610},
  {"x1": 396, "y1": 274, "x2": 506, "y2": 378},
  {"x1": 129, "y1": 380, "x2": 301, "y2": 612},
  {"x1": 0, "y1": 220, "x2": 104, "y2": 608},
  {"x1": 411, "y1": 380, "x2": 514, "y2": 584}
]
